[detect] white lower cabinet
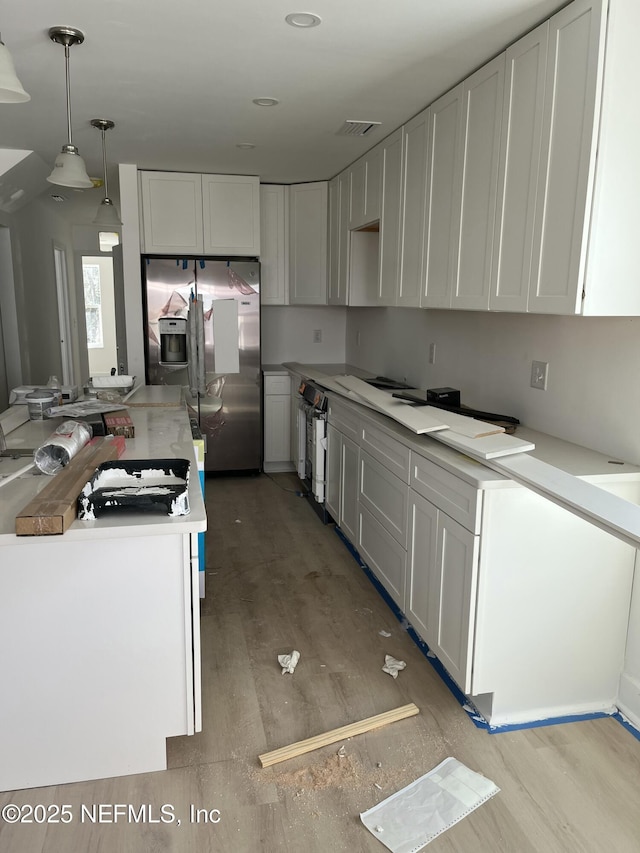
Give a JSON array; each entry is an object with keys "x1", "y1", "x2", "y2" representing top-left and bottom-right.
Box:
[
  {"x1": 263, "y1": 374, "x2": 291, "y2": 472},
  {"x1": 326, "y1": 423, "x2": 359, "y2": 544},
  {"x1": 325, "y1": 391, "x2": 637, "y2": 727},
  {"x1": 358, "y1": 504, "x2": 407, "y2": 608},
  {"x1": 407, "y1": 490, "x2": 479, "y2": 693}
]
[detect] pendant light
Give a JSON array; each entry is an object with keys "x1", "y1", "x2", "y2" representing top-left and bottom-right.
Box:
[
  {"x1": 91, "y1": 118, "x2": 121, "y2": 226},
  {"x1": 47, "y1": 26, "x2": 93, "y2": 189},
  {"x1": 0, "y1": 32, "x2": 30, "y2": 102}
]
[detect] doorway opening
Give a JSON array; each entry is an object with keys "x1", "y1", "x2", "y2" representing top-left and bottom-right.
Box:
[{"x1": 82, "y1": 255, "x2": 118, "y2": 377}]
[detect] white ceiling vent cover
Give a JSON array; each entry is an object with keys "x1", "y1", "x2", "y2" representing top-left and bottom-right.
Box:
[{"x1": 336, "y1": 120, "x2": 382, "y2": 137}]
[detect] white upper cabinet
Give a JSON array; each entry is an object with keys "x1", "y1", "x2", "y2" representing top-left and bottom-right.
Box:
[
  {"x1": 423, "y1": 85, "x2": 464, "y2": 308},
  {"x1": 328, "y1": 172, "x2": 351, "y2": 305},
  {"x1": 453, "y1": 55, "x2": 505, "y2": 310},
  {"x1": 399, "y1": 108, "x2": 430, "y2": 308},
  {"x1": 260, "y1": 185, "x2": 288, "y2": 305},
  {"x1": 350, "y1": 145, "x2": 382, "y2": 229},
  {"x1": 140, "y1": 172, "x2": 204, "y2": 254},
  {"x1": 490, "y1": 22, "x2": 549, "y2": 311},
  {"x1": 529, "y1": 0, "x2": 606, "y2": 314},
  {"x1": 378, "y1": 128, "x2": 404, "y2": 306},
  {"x1": 202, "y1": 175, "x2": 260, "y2": 256},
  {"x1": 139, "y1": 171, "x2": 260, "y2": 256},
  {"x1": 289, "y1": 181, "x2": 328, "y2": 305}
]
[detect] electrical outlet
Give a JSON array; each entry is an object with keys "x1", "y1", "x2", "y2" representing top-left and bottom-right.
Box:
[
  {"x1": 530, "y1": 360, "x2": 549, "y2": 390},
  {"x1": 428, "y1": 343, "x2": 436, "y2": 364},
  {"x1": 313, "y1": 329, "x2": 322, "y2": 344}
]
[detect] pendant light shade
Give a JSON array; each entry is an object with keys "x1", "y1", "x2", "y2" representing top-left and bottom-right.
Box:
[
  {"x1": 0, "y1": 35, "x2": 30, "y2": 102},
  {"x1": 91, "y1": 118, "x2": 121, "y2": 226},
  {"x1": 47, "y1": 26, "x2": 93, "y2": 189}
]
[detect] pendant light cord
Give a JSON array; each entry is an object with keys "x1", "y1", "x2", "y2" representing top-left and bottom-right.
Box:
[
  {"x1": 101, "y1": 129, "x2": 109, "y2": 198},
  {"x1": 64, "y1": 43, "x2": 73, "y2": 146}
]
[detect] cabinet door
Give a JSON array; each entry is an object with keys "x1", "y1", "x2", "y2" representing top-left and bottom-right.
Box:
[
  {"x1": 453, "y1": 54, "x2": 505, "y2": 310},
  {"x1": 202, "y1": 175, "x2": 260, "y2": 256},
  {"x1": 328, "y1": 176, "x2": 350, "y2": 305},
  {"x1": 433, "y1": 512, "x2": 480, "y2": 693},
  {"x1": 378, "y1": 128, "x2": 404, "y2": 306},
  {"x1": 406, "y1": 490, "x2": 439, "y2": 647},
  {"x1": 338, "y1": 171, "x2": 351, "y2": 304},
  {"x1": 349, "y1": 158, "x2": 367, "y2": 229},
  {"x1": 264, "y1": 394, "x2": 291, "y2": 463},
  {"x1": 423, "y1": 85, "x2": 464, "y2": 308},
  {"x1": 359, "y1": 449, "x2": 408, "y2": 547},
  {"x1": 260, "y1": 185, "x2": 288, "y2": 305},
  {"x1": 289, "y1": 182, "x2": 328, "y2": 305},
  {"x1": 350, "y1": 147, "x2": 382, "y2": 229},
  {"x1": 490, "y1": 23, "x2": 548, "y2": 311},
  {"x1": 328, "y1": 177, "x2": 340, "y2": 304},
  {"x1": 528, "y1": 0, "x2": 605, "y2": 314},
  {"x1": 325, "y1": 423, "x2": 341, "y2": 523},
  {"x1": 364, "y1": 145, "x2": 383, "y2": 225},
  {"x1": 358, "y1": 505, "x2": 407, "y2": 608},
  {"x1": 140, "y1": 171, "x2": 204, "y2": 254},
  {"x1": 399, "y1": 108, "x2": 430, "y2": 308},
  {"x1": 340, "y1": 435, "x2": 359, "y2": 544}
]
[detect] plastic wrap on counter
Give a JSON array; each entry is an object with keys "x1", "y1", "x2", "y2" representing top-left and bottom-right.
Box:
[{"x1": 33, "y1": 420, "x2": 92, "y2": 475}]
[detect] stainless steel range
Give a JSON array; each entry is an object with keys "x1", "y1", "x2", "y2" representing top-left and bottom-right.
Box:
[{"x1": 296, "y1": 380, "x2": 329, "y2": 520}]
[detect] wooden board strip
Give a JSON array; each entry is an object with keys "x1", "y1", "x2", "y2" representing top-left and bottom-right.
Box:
[
  {"x1": 258, "y1": 702, "x2": 419, "y2": 768},
  {"x1": 15, "y1": 436, "x2": 124, "y2": 535},
  {"x1": 332, "y1": 376, "x2": 448, "y2": 434},
  {"x1": 434, "y1": 428, "x2": 535, "y2": 459},
  {"x1": 0, "y1": 406, "x2": 30, "y2": 436}
]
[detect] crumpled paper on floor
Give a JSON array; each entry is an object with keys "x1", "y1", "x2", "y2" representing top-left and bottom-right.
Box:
[
  {"x1": 278, "y1": 650, "x2": 300, "y2": 674},
  {"x1": 360, "y1": 757, "x2": 500, "y2": 852},
  {"x1": 382, "y1": 654, "x2": 406, "y2": 678}
]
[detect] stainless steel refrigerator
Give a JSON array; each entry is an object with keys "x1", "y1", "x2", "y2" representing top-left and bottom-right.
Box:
[{"x1": 142, "y1": 256, "x2": 261, "y2": 473}]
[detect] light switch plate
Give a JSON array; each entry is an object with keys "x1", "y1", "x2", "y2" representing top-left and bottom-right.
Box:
[{"x1": 530, "y1": 360, "x2": 549, "y2": 390}]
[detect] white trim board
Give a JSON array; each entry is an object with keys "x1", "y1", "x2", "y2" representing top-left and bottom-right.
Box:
[{"x1": 332, "y1": 375, "x2": 448, "y2": 435}]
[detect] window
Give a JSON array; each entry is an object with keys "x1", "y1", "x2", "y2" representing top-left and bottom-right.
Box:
[
  {"x1": 98, "y1": 231, "x2": 120, "y2": 253},
  {"x1": 83, "y1": 263, "x2": 103, "y2": 348}
]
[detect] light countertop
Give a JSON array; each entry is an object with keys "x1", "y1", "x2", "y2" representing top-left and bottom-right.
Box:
[
  {"x1": 0, "y1": 406, "x2": 206, "y2": 543},
  {"x1": 124, "y1": 384, "x2": 184, "y2": 406}
]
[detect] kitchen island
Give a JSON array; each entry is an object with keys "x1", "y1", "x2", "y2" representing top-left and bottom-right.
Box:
[{"x1": 0, "y1": 405, "x2": 206, "y2": 792}]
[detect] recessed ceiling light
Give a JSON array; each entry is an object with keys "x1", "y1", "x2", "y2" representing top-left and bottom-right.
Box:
[
  {"x1": 285, "y1": 12, "x2": 322, "y2": 28},
  {"x1": 236, "y1": 143, "x2": 256, "y2": 150},
  {"x1": 253, "y1": 97, "x2": 279, "y2": 107}
]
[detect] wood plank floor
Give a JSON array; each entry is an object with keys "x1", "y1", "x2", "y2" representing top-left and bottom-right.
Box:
[{"x1": 2, "y1": 472, "x2": 640, "y2": 852}]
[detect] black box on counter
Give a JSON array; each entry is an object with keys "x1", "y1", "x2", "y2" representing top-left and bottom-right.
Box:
[{"x1": 426, "y1": 387, "x2": 461, "y2": 407}]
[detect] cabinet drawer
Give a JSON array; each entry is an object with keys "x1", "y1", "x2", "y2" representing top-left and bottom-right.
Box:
[
  {"x1": 359, "y1": 451, "x2": 408, "y2": 547},
  {"x1": 358, "y1": 505, "x2": 407, "y2": 608},
  {"x1": 410, "y1": 453, "x2": 482, "y2": 533},
  {"x1": 360, "y1": 418, "x2": 411, "y2": 482},
  {"x1": 264, "y1": 375, "x2": 291, "y2": 395},
  {"x1": 327, "y1": 398, "x2": 360, "y2": 442}
]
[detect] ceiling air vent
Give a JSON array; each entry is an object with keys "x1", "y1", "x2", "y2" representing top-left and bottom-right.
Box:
[{"x1": 336, "y1": 120, "x2": 381, "y2": 137}]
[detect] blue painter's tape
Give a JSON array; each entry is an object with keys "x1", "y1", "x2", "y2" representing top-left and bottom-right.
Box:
[
  {"x1": 612, "y1": 712, "x2": 640, "y2": 742},
  {"x1": 333, "y1": 525, "x2": 640, "y2": 740}
]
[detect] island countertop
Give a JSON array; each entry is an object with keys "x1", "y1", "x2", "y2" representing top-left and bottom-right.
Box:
[{"x1": 0, "y1": 405, "x2": 206, "y2": 543}]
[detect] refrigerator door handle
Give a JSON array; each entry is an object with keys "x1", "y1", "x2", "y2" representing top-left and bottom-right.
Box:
[{"x1": 187, "y1": 298, "x2": 206, "y2": 397}]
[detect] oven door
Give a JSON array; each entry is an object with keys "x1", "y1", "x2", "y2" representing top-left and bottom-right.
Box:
[{"x1": 297, "y1": 398, "x2": 327, "y2": 503}]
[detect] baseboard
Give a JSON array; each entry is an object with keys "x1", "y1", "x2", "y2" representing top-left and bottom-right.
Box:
[{"x1": 617, "y1": 673, "x2": 640, "y2": 731}]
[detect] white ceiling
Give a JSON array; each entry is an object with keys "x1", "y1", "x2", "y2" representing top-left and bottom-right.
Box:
[{"x1": 1, "y1": 0, "x2": 566, "y2": 187}]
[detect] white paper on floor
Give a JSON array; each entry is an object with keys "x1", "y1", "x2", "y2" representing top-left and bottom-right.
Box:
[
  {"x1": 278, "y1": 650, "x2": 300, "y2": 674},
  {"x1": 360, "y1": 757, "x2": 499, "y2": 852},
  {"x1": 382, "y1": 654, "x2": 406, "y2": 678}
]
